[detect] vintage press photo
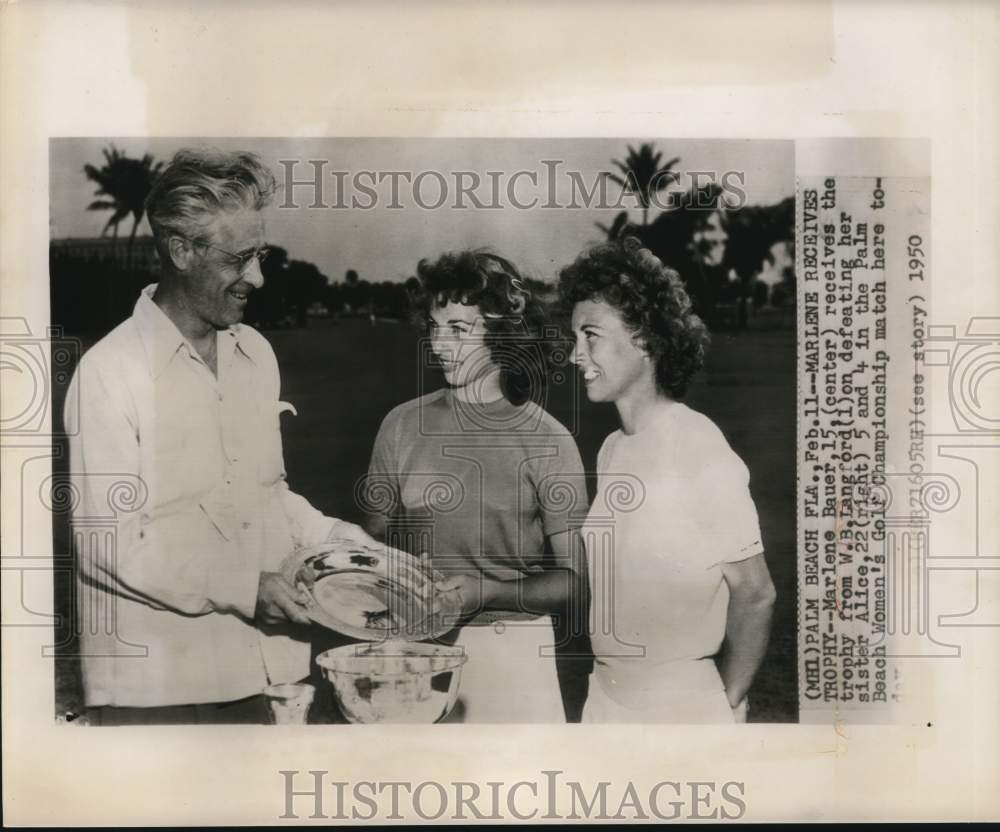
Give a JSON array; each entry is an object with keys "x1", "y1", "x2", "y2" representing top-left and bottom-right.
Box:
[
  {"x1": 46, "y1": 138, "x2": 798, "y2": 727},
  {"x1": 3, "y1": 1, "x2": 999, "y2": 825}
]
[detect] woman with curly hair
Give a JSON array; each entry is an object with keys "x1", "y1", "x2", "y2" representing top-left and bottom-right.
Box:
[
  {"x1": 362, "y1": 250, "x2": 587, "y2": 723},
  {"x1": 558, "y1": 236, "x2": 776, "y2": 723}
]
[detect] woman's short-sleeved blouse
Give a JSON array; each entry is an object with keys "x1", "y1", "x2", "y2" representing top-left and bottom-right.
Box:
[{"x1": 584, "y1": 402, "x2": 763, "y2": 693}]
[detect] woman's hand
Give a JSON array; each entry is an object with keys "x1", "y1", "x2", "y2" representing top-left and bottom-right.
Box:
[
  {"x1": 326, "y1": 519, "x2": 377, "y2": 546},
  {"x1": 435, "y1": 573, "x2": 499, "y2": 616}
]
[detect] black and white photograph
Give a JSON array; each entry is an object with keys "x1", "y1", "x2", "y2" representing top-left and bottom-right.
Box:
[
  {"x1": 48, "y1": 138, "x2": 796, "y2": 727},
  {"x1": 3, "y1": 1, "x2": 998, "y2": 824}
]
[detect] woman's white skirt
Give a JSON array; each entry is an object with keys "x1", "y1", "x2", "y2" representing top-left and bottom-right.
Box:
[
  {"x1": 446, "y1": 617, "x2": 565, "y2": 723},
  {"x1": 582, "y1": 658, "x2": 736, "y2": 724}
]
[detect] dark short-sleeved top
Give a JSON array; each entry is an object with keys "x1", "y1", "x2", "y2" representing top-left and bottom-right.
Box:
[{"x1": 365, "y1": 389, "x2": 586, "y2": 584}]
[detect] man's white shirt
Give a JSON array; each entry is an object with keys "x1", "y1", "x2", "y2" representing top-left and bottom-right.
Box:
[{"x1": 65, "y1": 285, "x2": 338, "y2": 706}]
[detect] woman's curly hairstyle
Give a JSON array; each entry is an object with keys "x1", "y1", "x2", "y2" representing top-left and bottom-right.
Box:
[
  {"x1": 557, "y1": 236, "x2": 709, "y2": 399},
  {"x1": 409, "y1": 250, "x2": 553, "y2": 406}
]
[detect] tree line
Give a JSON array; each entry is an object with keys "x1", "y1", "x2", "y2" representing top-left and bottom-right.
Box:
[
  {"x1": 596, "y1": 143, "x2": 795, "y2": 330},
  {"x1": 52, "y1": 143, "x2": 794, "y2": 336}
]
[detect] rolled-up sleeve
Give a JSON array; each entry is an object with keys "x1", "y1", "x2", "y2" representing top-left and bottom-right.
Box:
[{"x1": 692, "y1": 449, "x2": 764, "y2": 568}]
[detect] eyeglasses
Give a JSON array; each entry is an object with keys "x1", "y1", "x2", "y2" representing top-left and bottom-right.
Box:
[{"x1": 182, "y1": 235, "x2": 271, "y2": 273}]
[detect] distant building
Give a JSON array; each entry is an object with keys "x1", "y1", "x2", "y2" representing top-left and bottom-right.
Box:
[
  {"x1": 50, "y1": 235, "x2": 160, "y2": 271},
  {"x1": 756, "y1": 240, "x2": 794, "y2": 287},
  {"x1": 690, "y1": 209, "x2": 729, "y2": 267}
]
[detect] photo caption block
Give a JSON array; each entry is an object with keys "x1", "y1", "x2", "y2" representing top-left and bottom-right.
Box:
[{"x1": 797, "y1": 140, "x2": 931, "y2": 723}]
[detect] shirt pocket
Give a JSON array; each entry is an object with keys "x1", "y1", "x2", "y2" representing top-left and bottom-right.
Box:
[{"x1": 256, "y1": 400, "x2": 294, "y2": 486}]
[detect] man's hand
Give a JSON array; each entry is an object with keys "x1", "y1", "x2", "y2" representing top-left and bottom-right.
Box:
[{"x1": 255, "y1": 572, "x2": 312, "y2": 625}]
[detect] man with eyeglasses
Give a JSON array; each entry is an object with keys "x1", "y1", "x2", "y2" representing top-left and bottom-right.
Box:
[{"x1": 64, "y1": 148, "x2": 373, "y2": 724}]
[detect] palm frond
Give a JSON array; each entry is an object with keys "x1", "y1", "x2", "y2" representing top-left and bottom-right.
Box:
[
  {"x1": 84, "y1": 143, "x2": 163, "y2": 245},
  {"x1": 611, "y1": 160, "x2": 635, "y2": 183},
  {"x1": 605, "y1": 142, "x2": 683, "y2": 224},
  {"x1": 101, "y1": 207, "x2": 129, "y2": 235}
]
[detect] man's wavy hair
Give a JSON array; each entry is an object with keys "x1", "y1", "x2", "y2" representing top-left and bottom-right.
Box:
[
  {"x1": 409, "y1": 250, "x2": 552, "y2": 407},
  {"x1": 557, "y1": 236, "x2": 709, "y2": 399},
  {"x1": 144, "y1": 148, "x2": 276, "y2": 267}
]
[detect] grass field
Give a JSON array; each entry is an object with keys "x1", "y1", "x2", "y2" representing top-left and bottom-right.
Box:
[{"x1": 54, "y1": 315, "x2": 797, "y2": 722}]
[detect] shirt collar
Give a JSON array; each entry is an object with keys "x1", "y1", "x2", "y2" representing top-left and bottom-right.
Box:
[{"x1": 133, "y1": 284, "x2": 255, "y2": 379}]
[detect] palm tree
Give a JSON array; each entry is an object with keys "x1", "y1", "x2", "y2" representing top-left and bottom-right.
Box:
[
  {"x1": 84, "y1": 145, "x2": 163, "y2": 271},
  {"x1": 603, "y1": 143, "x2": 681, "y2": 227},
  {"x1": 84, "y1": 145, "x2": 130, "y2": 255},
  {"x1": 594, "y1": 210, "x2": 631, "y2": 241}
]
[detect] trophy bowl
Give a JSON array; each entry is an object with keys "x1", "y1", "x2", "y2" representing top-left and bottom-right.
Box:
[
  {"x1": 316, "y1": 641, "x2": 467, "y2": 724},
  {"x1": 281, "y1": 541, "x2": 461, "y2": 642}
]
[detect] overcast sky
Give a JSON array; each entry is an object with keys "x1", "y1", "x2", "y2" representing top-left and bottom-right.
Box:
[{"x1": 51, "y1": 138, "x2": 792, "y2": 285}]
